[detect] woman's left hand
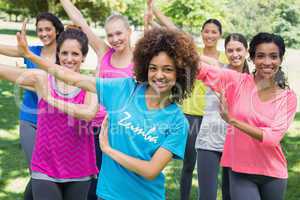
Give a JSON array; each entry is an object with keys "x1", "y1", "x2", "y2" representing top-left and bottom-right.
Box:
[{"x1": 99, "y1": 116, "x2": 111, "y2": 153}]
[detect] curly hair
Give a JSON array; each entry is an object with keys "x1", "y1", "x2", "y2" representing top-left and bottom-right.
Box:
[{"x1": 133, "y1": 28, "x2": 199, "y2": 103}]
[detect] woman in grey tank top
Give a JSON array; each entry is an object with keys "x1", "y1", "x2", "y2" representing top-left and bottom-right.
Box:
[{"x1": 196, "y1": 33, "x2": 249, "y2": 200}]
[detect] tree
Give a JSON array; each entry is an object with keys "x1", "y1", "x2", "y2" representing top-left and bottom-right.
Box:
[
  {"x1": 160, "y1": 0, "x2": 228, "y2": 34},
  {"x1": 272, "y1": 1, "x2": 300, "y2": 48},
  {"x1": 225, "y1": 0, "x2": 277, "y2": 38},
  {"x1": 0, "y1": 0, "x2": 27, "y2": 21}
]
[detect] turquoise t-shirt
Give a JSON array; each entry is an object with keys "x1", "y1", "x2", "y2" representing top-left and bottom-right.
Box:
[
  {"x1": 95, "y1": 78, "x2": 189, "y2": 200},
  {"x1": 21, "y1": 45, "x2": 42, "y2": 124}
]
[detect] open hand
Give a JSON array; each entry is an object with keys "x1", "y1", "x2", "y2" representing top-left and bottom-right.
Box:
[
  {"x1": 16, "y1": 19, "x2": 30, "y2": 57},
  {"x1": 218, "y1": 90, "x2": 232, "y2": 123},
  {"x1": 99, "y1": 115, "x2": 111, "y2": 153}
]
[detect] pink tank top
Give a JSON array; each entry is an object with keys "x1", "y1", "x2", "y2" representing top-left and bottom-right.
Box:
[
  {"x1": 31, "y1": 76, "x2": 98, "y2": 179},
  {"x1": 91, "y1": 48, "x2": 133, "y2": 127}
]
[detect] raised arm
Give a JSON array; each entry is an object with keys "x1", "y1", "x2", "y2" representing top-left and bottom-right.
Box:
[
  {"x1": 152, "y1": 4, "x2": 178, "y2": 30},
  {"x1": 60, "y1": 0, "x2": 107, "y2": 58},
  {"x1": 100, "y1": 117, "x2": 173, "y2": 180},
  {"x1": 144, "y1": 0, "x2": 153, "y2": 31},
  {"x1": 0, "y1": 44, "x2": 21, "y2": 57},
  {"x1": 17, "y1": 21, "x2": 97, "y2": 93}
]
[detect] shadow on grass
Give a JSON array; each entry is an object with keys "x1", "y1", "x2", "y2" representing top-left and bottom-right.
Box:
[
  {"x1": 294, "y1": 112, "x2": 300, "y2": 121},
  {"x1": 165, "y1": 118, "x2": 300, "y2": 200},
  {"x1": 165, "y1": 160, "x2": 198, "y2": 200},
  {"x1": 282, "y1": 133, "x2": 300, "y2": 200},
  {"x1": 0, "y1": 80, "x2": 27, "y2": 199},
  {"x1": 0, "y1": 137, "x2": 29, "y2": 200},
  {"x1": 0, "y1": 81, "x2": 20, "y2": 130}
]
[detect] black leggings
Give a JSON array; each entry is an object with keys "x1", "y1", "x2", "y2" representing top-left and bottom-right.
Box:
[
  {"x1": 88, "y1": 127, "x2": 102, "y2": 200},
  {"x1": 197, "y1": 149, "x2": 230, "y2": 200},
  {"x1": 20, "y1": 120, "x2": 36, "y2": 200},
  {"x1": 228, "y1": 169, "x2": 287, "y2": 200},
  {"x1": 32, "y1": 179, "x2": 91, "y2": 200},
  {"x1": 180, "y1": 114, "x2": 203, "y2": 200}
]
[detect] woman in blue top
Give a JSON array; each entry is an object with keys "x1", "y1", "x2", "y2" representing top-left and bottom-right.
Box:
[
  {"x1": 0, "y1": 12, "x2": 63, "y2": 200},
  {"x1": 17, "y1": 25, "x2": 199, "y2": 200}
]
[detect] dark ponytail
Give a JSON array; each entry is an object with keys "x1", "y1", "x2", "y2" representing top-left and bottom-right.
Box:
[{"x1": 274, "y1": 66, "x2": 289, "y2": 89}]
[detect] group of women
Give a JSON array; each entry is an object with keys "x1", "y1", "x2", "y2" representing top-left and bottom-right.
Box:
[{"x1": 0, "y1": 0, "x2": 297, "y2": 200}]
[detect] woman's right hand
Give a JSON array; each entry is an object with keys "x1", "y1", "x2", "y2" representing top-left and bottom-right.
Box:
[
  {"x1": 16, "y1": 20, "x2": 31, "y2": 58},
  {"x1": 99, "y1": 116, "x2": 112, "y2": 154}
]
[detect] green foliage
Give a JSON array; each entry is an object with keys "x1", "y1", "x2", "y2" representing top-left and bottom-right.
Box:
[
  {"x1": 224, "y1": 0, "x2": 300, "y2": 48},
  {"x1": 225, "y1": 0, "x2": 276, "y2": 38},
  {"x1": 272, "y1": 2, "x2": 300, "y2": 48},
  {"x1": 123, "y1": 0, "x2": 145, "y2": 27},
  {"x1": 161, "y1": 0, "x2": 227, "y2": 33},
  {"x1": 0, "y1": 0, "x2": 300, "y2": 48},
  {"x1": 0, "y1": 0, "x2": 27, "y2": 21}
]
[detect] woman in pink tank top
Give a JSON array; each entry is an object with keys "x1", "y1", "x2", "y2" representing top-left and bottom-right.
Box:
[
  {"x1": 60, "y1": 1, "x2": 134, "y2": 199},
  {"x1": 0, "y1": 27, "x2": 98, "y2": 200}
]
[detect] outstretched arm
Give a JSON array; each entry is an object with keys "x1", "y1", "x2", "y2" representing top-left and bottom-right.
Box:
[
  {"x1": 60, "y1": 0, "x2": 107, "y2": 58},
  {"x1": 218, "y1": 90, "x2": 297, "y2": 145},
  {"x1": 17, "y1": 21, "x2": 97, "y2": 93},
  {"x1": 144, "y1": 0, "x2": 154, "y2": 31},
  {"x1": 0, "y1": 64, "x2": 38, "y2": 87},
  {"x1": 0, "y1": 44, "x2": 22, "y2": 57},
  {"x1": 100, "y1": 117, "x2": 173, "y2": 180},
  {"x1": 152, "y1": 4, "x2": 178, "y2": 30},
  {"x1": 0, "y1": 64, "x2": 50, "y2": 96},
  {"x1": 46, "y1": 91, "x2": 98, "y2": 121}
]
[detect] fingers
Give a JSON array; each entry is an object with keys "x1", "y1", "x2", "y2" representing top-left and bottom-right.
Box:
[
  {"x1": 101, "y1": 115, "x2": 108, "y2": 130},
  {"x1": 147, "y1": 0, "x2": 154, "y2": 6},
  {"x1": 16, "y1": 32, "x2": 21, "y2": 41},
  {"x1": 99, "y1": 115, "x2": 109, "y2": 139},
  {"x1": 21, "y1": 18, "x2": 28, "y2": 35}
]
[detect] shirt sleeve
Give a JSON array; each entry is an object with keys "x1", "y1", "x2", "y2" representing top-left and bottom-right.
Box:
[
  {"x1": 197, "y1": 63, "x2": 245, "y2": 94},
  {"x1": 261, "y1": 90, "x2": 297, "y2": 147},
  {"x1": 161, "y1": 116, "x2": 189, "y2": 160},
  {"x1": 95, "y1": 77, "x2": 135, "y2": 111}
]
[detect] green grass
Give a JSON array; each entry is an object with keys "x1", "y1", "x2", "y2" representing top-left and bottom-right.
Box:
[
  {"x1": 0, "y1": 29, "x2": 36, "y2": 37},
  {"x1": 0, "y1": 80, "x2": 299, "y2": 200}
]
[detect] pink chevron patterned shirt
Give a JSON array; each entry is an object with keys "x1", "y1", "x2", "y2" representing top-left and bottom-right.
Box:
[{"x1": 31, "y1": 76, "x2": 98, "y2": 179}]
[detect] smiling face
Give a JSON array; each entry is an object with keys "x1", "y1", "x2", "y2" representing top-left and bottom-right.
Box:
[
  {"x1": 36, "y1": 19, "x2": 57, "y2": 46},
  {"x1": 148, "y1": 52, "x2": 176, "y2": 96},
  {"x1": 58, "y1": 39, "x2": 84, "y2": 72},
  {"x1": 105, "y1": 19, "x2": 131, "y2": 52},
  {"x1": 225, "y1": 40, "x2": 247, "y2": 70},
  {"x1": 253, "y1": 42, "x2": 282, "y2": 80},
  {"x1": 201, "y1": 23, "x2": 221, "y2": 48}
]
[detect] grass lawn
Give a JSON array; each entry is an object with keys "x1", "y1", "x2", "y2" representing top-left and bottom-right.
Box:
[{"x1": 0, "y1": 82, "x2": 300, "y2": 200}]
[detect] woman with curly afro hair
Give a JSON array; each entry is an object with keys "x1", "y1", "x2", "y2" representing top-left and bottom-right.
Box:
[{"x1": 17, "y1": 25, "x2": 199, "y2": 200}]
